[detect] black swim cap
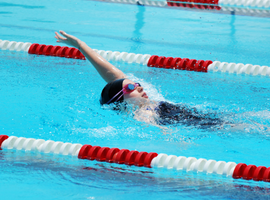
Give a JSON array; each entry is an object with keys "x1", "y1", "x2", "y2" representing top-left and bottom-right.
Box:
[{"x1": 100, "y1": 79, "x2": 126, "y2": 105}]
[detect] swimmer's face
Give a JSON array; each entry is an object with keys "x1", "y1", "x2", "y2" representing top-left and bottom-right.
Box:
[{"x1": 122, "y1": 79, "x2": 148, "y2": 100}]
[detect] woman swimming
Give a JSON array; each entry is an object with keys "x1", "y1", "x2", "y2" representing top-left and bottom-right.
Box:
[{"x1": 55, "y1": 31, "x2": 224, "y2": 129}]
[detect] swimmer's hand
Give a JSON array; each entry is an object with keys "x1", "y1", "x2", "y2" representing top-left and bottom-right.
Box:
[{"x1": 55, "y1": 30, "x2": 83, "y2": 49}]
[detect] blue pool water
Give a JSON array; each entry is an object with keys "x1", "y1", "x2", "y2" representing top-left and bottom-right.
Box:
[{"x1": 1, "y1": 0, "x2": 270, "y2": 199}]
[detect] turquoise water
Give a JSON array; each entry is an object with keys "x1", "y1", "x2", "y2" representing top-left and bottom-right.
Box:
[{"x1": 1, "y1": 0, "x2": 270, "y2": 199}]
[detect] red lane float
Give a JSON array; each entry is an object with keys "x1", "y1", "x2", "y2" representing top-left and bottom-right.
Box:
[
  {"x1": 77, "y1": 144, "x2": 157, "y2": 167},
  {"x1": 0, "y1": 135, "x2": 9, "y2": 148},
  {"x1": 28, "y1": 43, "x2": 86, "y2": 60},
  {"x1": 96, "y1": 147, "x2": 110, "y2": 161},
  {"x1": 253, "y1": 166, "x2": 267, "y2": 181},
  {"x1": 232, "y1": 163, "x2": 270, "y2": 182},
  {"x1": 147, "y1": 55, "x2": 212, "y2": 72},
  {"x1": 167, "y1": 0, "x2": 221, "y2": 10}
]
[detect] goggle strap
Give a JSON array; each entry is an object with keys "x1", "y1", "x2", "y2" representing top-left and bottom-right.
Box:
[
  {"x1": 116, "y1": 93, "x2": 124, "y2": 102},
  {"x1": 106, "y1": 88, "x2": 124, "y2": 104}
]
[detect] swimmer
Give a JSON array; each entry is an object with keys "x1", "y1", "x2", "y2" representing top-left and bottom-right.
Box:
[{"x1": 54, "y1": 31, "x2": 231, "y2": 129}]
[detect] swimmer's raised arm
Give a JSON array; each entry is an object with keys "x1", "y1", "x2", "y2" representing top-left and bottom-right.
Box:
[{"x1": 55, "y1": 30, "x2": 125, "y2": 83}]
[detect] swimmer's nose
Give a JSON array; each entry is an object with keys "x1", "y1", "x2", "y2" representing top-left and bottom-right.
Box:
[{"x1": 137, "y1": 86, "x2": 143, "y2": 93}]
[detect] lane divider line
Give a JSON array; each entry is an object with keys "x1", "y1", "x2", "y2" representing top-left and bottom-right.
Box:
[
  {"x1": 90, "y1": 0, "x2": 270, "y2": 14},
  {"x1": 1, "y1": 135, "x2": 270, "y2": 183},
  {"x1": 0, "y1": 40, "x2": 269, "y2": 76}
]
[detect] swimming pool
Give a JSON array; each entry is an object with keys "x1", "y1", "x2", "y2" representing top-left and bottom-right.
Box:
[{"x1": 1, "y1": 0, "x2": 270, "y2": 199}]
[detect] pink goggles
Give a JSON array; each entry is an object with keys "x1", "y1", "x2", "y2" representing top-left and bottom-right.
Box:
[{"x1": 106, "y1": 83, "x2": 141, "y2": 104}]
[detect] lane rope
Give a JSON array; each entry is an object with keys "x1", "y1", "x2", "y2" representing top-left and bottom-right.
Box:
[
  {"x1": 0, "y1": 39, "x2": 269, "y2": 76},
  {"x1": 90, "y1": 0, "x2": 270, "y2": 14},
  {"x1": 1, "y1": 135, "x2": 270, "y2": 183}
]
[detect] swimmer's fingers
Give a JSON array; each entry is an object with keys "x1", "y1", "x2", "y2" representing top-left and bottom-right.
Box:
[
  {"x1": 59, "y1": 30, "x2": 74, "y2": 40},
  {"x1": 55, "y1": 31, "x2": 67, "y2": 43},
  {"x1": 55, "y1": 31, "x2": 80, "y2": 48},
  {"x1": 59, "y1": 30, "x2": 68, "y2": 37}
]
